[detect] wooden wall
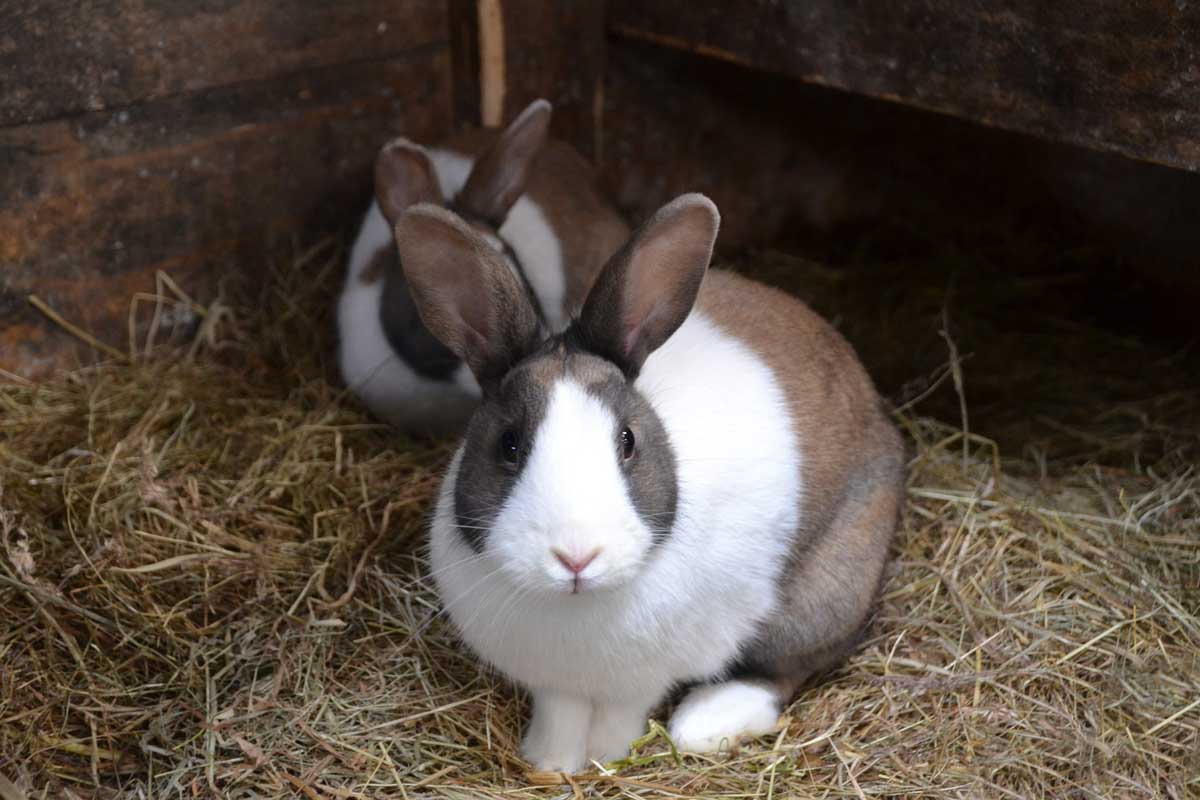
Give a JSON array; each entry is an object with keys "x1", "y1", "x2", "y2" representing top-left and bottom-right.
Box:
[
  {"x1": 5, "y1": 0, "x2": 1198, "y2": 378},
  {"x1": 2, "y1": 2, "x2": 452, "y2": 378},
  {"x1": 609, "y1": 0, "x2": 1200, "y2": 174},
  {"x1": 1, "y1": 0, "x2": 612, "y2": 380},
  {"x1": 600, "y1": 38, "x2": 1200, "y2": 256},
  {"x1": 449, "y1": 0, "x2": 605, "y2": 159},
  {"x1": 598, "y1": 11, "x2": 1200, "y2": 336}
]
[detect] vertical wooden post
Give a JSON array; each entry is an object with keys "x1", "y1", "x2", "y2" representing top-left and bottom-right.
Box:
[
  {"x1": 449, "y1": 0, "x2": 607, "y2": 160},
  {"x1": 478, "y1": 0, "x2": 507, "y2": 126}
]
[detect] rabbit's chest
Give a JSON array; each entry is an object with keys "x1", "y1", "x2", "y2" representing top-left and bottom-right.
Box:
[{"x1": 436, "y1": 523, "x2": 787, "y2": 698}]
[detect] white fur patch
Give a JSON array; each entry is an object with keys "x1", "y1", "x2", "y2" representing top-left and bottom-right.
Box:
[
  {"x1": 429, "y1": 308, "x2": 802, "y2": 715},
  {"x1": 522, "y1": 689, "x2": 592, "y2": 773},
  {"x1": 427, "y1": 149, "x2": 473, "y2": 200},
  {"x1": 588, "y1": 693, "x2": 658, "y2": 765},
  {"x1": 489, "y1": 379, "x2": 650, "y2": 593},
  {"x1": 346, "y1": 200, "x2": 393, "y2": 283},
  {"x1": 668, "y1": 680, "x2": 783, "y2": 753},
  {"x1": 431, "y1": 149, "x2": 566, "y2": 326},
  {"x1": 500, "y1": 199, "x2": 565, "y2": 328}
]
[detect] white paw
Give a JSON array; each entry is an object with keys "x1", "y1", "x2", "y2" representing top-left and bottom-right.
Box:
[
  {"x1": 522, "y1": 691, "x2": 591, "y2": 773},
  {"x1": 668, "y1": 680, "x2": 782, "y2": 753},
  {"x1": 586, "y1": 695, "x2": 658, "y2": 765},
  {"x1": 522, "y1": 727, "x2": 588, "y2": 773},
  {"x1": 586, "y1": 715, "x2": 639, "y2": 764}
]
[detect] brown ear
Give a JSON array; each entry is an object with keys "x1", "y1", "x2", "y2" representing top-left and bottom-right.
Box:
[
  {"x1": 375, "y1": 139, "x2": 442, "y2": 225},
  {"x1": 455, "y1": 99, "x2": 552, "y2": 224},
  {"x1": 394, "y1": 204, "x2": 543, "y2": 387},
  {"x1": 574, "y1": 194, "x2": 720, "y2": 377}
]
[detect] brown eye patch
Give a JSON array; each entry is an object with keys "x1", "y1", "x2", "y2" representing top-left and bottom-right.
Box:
[
  {"x1": 450, "y1": 339, "x2": 679, "y2": 553},
  {"x1": 452, "y1": 352, "x2": 558, "y2": 552}
]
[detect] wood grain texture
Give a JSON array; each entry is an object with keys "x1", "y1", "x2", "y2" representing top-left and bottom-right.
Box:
[
  {"x1": 492, "y1": 0, "x2": 606, "y2": 159},
  {"x1": 446, "y1": 0, "x2": 606, "y2": 158},
  {"x1": 602, "y1": 38, "x2": 1200, "y2": 287},
  {"x1": 448, "y1": 0, "x2": 483, "y2": 130},
  {"x1": 609, "y1": 0, "x2": 1200, "y2": 173},
  {"x1": 602, "y1": 41, "x2": 871, "y2": 252},
  {"x1": 2, "y1": 49, "x2": 451, "y2": 378},
  {"x1": 0, "y1": 0, "x2": 447, "y2": 127}
]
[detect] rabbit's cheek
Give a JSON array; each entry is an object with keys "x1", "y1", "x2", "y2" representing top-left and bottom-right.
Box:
[{"x1": 488, "y1": 379, "x2": 655, "y2": 592}]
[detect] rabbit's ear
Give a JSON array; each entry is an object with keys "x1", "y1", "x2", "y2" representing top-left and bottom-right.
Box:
[
  {"x1": 375, "y1": 139, "x2": 442, "y2": 225},
  {"x1": 455, "y1": 99, "x2": 552, "y2": 225},
  {"x1": 394, "y1": 205, "x2": 542, "y2": 388},
  {"x1": 574, "y1": 194, "x2": 720, "y2": 378}
]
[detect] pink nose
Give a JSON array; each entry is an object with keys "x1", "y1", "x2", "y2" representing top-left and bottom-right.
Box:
[{"x1": 552, "y1": 548, "x2": 601, "y2": 576}]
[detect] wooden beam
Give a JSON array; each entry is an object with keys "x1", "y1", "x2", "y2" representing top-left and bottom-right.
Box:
[
  {"x1": 0, "y1": 1, "x2": 447, "y2": 127},
  {"x1": 601, "y1": 35, "x2": 1200, "y2": 286},
  {"x1": 609, "y1": 0, "x2": 1200, "y2": 173}
]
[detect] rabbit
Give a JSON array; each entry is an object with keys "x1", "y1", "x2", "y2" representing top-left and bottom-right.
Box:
[
  {"x1": 338, "y1": 99, "x2": 629, "y2": 436},
  {"x1": 392, "y1": 193, "x2": 905, "y2": 773}
]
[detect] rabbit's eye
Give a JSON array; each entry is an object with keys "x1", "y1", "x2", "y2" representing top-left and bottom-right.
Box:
[
  {"x1": 500, "y1": 430, "x2": 521, "y2": 464},
  {"x1": 620, "y1": 426, "x2": 636, "y2": 460}
]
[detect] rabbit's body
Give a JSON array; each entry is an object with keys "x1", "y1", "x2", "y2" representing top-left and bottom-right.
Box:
[
  {"x1": 338, "y1": 102, "x2": 627, "y2": 434},
  {"x1": 394, "y1": 195, "x2": 903, "y2": 772},
  {"x1": 431, "y1": 291, "x2": 799, "y2": 691}
]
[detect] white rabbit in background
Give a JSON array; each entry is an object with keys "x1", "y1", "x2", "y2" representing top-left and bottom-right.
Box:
[{"x1": 338, "y1": 99, "x2": 628, "y2": 436}]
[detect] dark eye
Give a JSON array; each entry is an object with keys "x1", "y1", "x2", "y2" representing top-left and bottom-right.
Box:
[
  {"x1": 500, "y1": 429, "x2": 521, "y2": 464},
  {"x1": 620, "y1": 426, "x2": 636, "y2": 460}
]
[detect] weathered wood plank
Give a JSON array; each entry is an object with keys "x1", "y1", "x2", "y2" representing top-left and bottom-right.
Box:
[
  {"x1": 609, "y1": 0, "x2": 1200, "y2": 173},
  {"x1": 0, "y1": 0, "x2": 447, "y2": 127},
  {"x1": 501, "y1": 0, "x2": 605, "y2": 160},
  {"x1": 602, "y1": 41, "x2": 870, "y2": 252},
  {"x1": 448, "y1": 0, "x2": 483, "y2": 131},
  {"x1": 447, "y1": 0, "x2": 605, "y2": 158},
  {"x1": 602, "y1": 37, "x2": 1200, "y2": 284},
  {"x1": 1, "y1": 48, "x2": 451, "y2": 378}
]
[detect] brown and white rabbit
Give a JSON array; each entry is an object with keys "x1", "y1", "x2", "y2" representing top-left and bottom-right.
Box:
[
  {"x1": 391, "y1": 193, "x2": 906, "y2": 772},
  {"x1": 338, "y1": 99, "x2": 628, "y2": 435}
]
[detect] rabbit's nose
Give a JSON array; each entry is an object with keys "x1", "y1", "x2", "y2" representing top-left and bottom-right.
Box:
[{"x1": 552, "y1": 548, "x2": 601, "y2": 576}]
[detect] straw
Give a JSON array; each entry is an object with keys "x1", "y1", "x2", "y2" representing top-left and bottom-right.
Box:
[{"x1": 1, "y1": 240, "x2": 1196, "y2": 798}]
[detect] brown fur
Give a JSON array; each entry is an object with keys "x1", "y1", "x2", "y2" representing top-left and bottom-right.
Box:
[
  {"x1": 443, "y1": 131, "x2": 631, "y2": 318},
  {"x1": 359, "y1": 246, "x2": 389, "y2": 285},
  {"x1": 360, "y1": 109, "x2": 629, "y2": 315},
  {"x1": 696, "y1": 269, "x2": 905, "y2": 693}
]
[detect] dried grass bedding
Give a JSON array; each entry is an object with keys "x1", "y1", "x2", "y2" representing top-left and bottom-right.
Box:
[{"x1": 1, "y1": 242, "x2": 1197, "y2": 798}]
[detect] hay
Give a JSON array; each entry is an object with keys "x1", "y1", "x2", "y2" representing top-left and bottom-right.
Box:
[{"x1": 1, "y1": 242, "x2": 1197, "y2": 798}]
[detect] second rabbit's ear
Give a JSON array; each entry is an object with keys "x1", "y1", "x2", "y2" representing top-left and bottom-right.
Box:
[
  {"x1": 375, "y1": 139, "x2": 442, "y2": 225},
  {"x1": 394, "y1": 204, "x2": 543, "y2": 388},
  {"x1": 455, "y1": 99, "x2": 552, "y2": 225}
]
